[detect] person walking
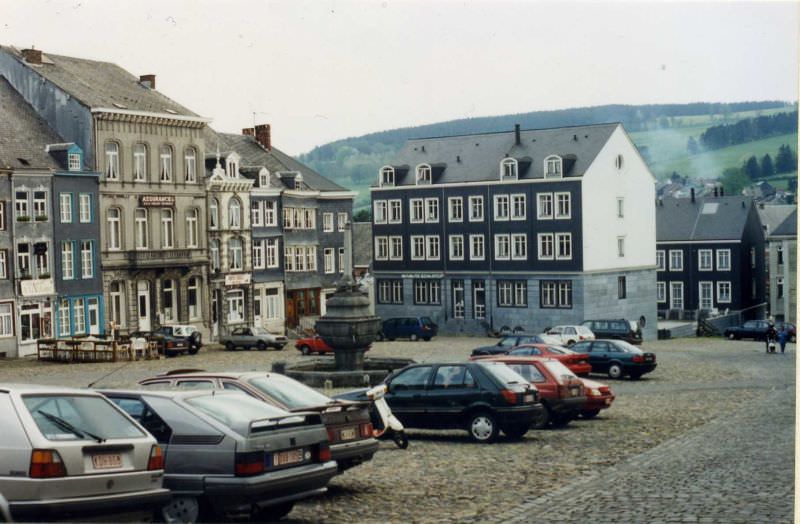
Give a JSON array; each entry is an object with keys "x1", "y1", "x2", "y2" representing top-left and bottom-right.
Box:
[
  {"x1": 777, "y1": 325, "x2": 789, "y2": 354},
  {"x1": 765, "y1": 323, "x2": 777, "y2": 353}
]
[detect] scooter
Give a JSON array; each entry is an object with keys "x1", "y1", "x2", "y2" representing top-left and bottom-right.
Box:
[{"x1": 366, "y1": 384, "x2": 409, "y2": 449}]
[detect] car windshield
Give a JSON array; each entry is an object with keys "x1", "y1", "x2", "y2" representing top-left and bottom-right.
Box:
[
  {"x1": 186, "y1": 393, "x2": 289, "y2": 430},
  {"x1": 420, "y1": 317, "x2": 434, "y2": 326},
  {"x1": 545, "y1": 345, "x2": 571, "y2": 354},
  {"x1": 247, "y1": 374, "x2": 333, "y2": 410},
  {"x1": 23, "y1": 394, "x2": 144, "y2": 441},
  {"x1": 478, "y1": 362, "x2": 528, "y2": 385},
  {"x1": 251, "y1": 327, "x2": 270, "y2": 335},
  {"x1": 612, "y1": 340, "x2": 642, "y2": 353},
  {"x1": 173, "y1": 326, "x2": 195, "y2": 336},
  {"x1": 542, "y1": 361, "x2": 578, "y2": 385}
]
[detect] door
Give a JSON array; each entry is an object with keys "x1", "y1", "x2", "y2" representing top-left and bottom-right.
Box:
[
  {"x1": 385, "y1": 365, "x2": 434, "y2": 427},
  {"x1": 286, "y1": 292, "x2": 297, "y2": 328},
  {"x1": 211, "y1": 290, "x2": 219, "y2": 338},
  {"x1": 426, "y1": 365, "x2": 479, "y2": 429},
  {"x1": 87, "y1": 298, "x2": 100, "y2": 335},
  {"x1": 589, "y1": 341, "x2": 612, "y2": 372},
  {"x1": 473, "y1": 280, "x2": 486, "y2": 320},
  {"x1": 253, "y1": 293, "x2": 262, "y2": 327},
  {"x1": 137, "y1": 281, "x2": 151, "y2": 332}
]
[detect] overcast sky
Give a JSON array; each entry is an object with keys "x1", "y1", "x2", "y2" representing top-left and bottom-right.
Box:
[{"x1": 2, "y1": 0, "x2": 798, "y2": 154}]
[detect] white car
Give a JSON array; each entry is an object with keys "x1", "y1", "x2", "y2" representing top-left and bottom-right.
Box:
[{"x1": 543, "y1": 325, "x2": 595, "y2": 346}]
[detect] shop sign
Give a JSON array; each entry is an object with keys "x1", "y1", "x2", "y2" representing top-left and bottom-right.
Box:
[
  {"x1": 21, "y1": 279, "x2": 55, "y2": 297},
  {"x1": 225, "y1": 273, "x2": 252, "y2": 286},
  {"x1": 139, "y1": 195, "x2": 176, "y2": 207},
  {"x1": 401, "y1": 273, "x2": 444, "y2": 279}
]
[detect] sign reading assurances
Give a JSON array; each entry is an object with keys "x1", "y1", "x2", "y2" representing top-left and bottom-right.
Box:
[
  {"x1": 21, "y1": 279, "x2": 55, "y2": 297},
  {"x1": 139, "y1": 195, "x2": 175, "y2": 207},
  {"x1": 225, "y1": 273, "x2": 252, "y2": 286}
]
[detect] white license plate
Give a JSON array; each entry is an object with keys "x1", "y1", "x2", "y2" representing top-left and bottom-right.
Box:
[
  {"x1": 273, "y1": 449, "x2": 303, "y2": 466},
  {"x1": 340, "y1": 427, "x2": 357, "y2": 441},
  {"x1": 524, "y1": 394, "x2": 534, "y2": 403},
  {"x1": 91, "y1": 453, "x2": 122, "y2": 469}
]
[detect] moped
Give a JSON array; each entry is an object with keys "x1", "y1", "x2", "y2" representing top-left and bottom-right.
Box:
[{"x1": 366, "y1": 384, "x2": 409, "y2": 449}]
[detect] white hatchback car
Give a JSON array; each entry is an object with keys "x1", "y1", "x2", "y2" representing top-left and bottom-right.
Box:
[
  {"x1": 543, "y1": 325, "x2": 596, "y2": 346},
  {"x1": 0, "y1": 384, "x2": 170, "y2": 522}
]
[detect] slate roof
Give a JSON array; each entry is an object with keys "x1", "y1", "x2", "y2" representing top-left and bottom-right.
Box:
[
  {"x1": 771, "y1": 209, "x2": 797, "y2": 238},
  {"x1": 0, "y1": 46, "x2": 197, "y2": 116},
  {"x1": 352, "y1": 221, "x2": 373, "y2": 269},
  {"x1": 0, "y1": 76, "x2": 62, "y2": 170},
  {"x1": 386, "y1": 123, "x2": 620, "y2": 185},
  {"x1": 656, "y1": 196, "x2": 755, "y2": 242},
  {"x1": 203, "y1": 128, "x2": 347, "y2": 192},
  {"x1": 757, "y1": 204, "x2": 796, "y2": 237}
]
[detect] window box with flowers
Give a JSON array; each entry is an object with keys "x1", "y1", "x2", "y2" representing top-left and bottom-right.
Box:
[
  {"x1": 16, "y1": 216, "x2": 30, "y2": 222},
  {"x1": 35, "y1": 215, "x2": 48, "y2": 222}
]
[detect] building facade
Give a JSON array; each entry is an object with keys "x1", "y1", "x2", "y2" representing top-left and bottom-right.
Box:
[
  {"x1": 371, "y1": 124, "x2": 658, "y2": 340},
  {"x1": 758, "y1": 205, "x2": 797, "y2": 323}
]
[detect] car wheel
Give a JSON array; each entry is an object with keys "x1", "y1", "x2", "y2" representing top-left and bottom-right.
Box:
[
  {"x1": 188, "y1": 347, "x2": 199, "y2": 355},
  {"x1": 388, "y1": 337, "x2": 396, "y2": 341},
  {"x1": 410, "y1": 334, "x2": 419, "y2": 342},
  {"x1": 225, "y1": 342, "x2": 235, "y2": 351},
  {"x1": 467, "y1": 411, "x2": 498, "y2": 443},
  {"x1": 728, "y1": 333, "x2": 737, "y2": 340},
  {"x1": 392, "y1": 431, "x2": 410, "y2": 449},
  {"x1": 581, "y1": 410, "x2": 600, "y2": 419},
  {"x1": 530, "y1": 407, "x2": 551, "y2": 430},
  {"x1": 608, "y1": 363, "x2": 624, "y2": 380},
  {"x1": 376, "y1": 332, "x2": 384, "y2": 341},
  {"x1": 503, "y1": 424, "x2": 529, "y2": 439},
  {"x1": 300, "y1": 345, "x2": 311, "y2": 356},
  {"x1": 257, "y1": 341, "x2": 267, "y2": 351},
  {"x1": 254, "y1": 501, "x2": 295, "y2": 521},
  {"x1": 423, "y1": 337, "x2": 431, "y2": 342},
  {"x1": 160, "y1": 495, "x2": 200, "y2": 524},
  {"x1": 551, "y1": 413, "x2": 572, "y2": 428}
]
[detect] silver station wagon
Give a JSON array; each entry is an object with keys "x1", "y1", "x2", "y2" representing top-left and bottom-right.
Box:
[
  {"x1": 0, "y1": 384, "x2": 169, "y2": 522},
  {"x1": 100, "y1": 389, "x2": 338, "y2": 522}
]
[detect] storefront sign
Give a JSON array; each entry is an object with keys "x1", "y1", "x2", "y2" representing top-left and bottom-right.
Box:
[
  {"x1": 20, "y1": 279, "x2": 55, "y2": 297},
  {"x1": 139, "y1": 195, "x2": 176, "y2": 207},
  {"x1": 225, "y1": 273, "x2": 252, "y2": 286},
  {"x1": 401, "y1": 273, "x2": 444, "y2": 279}
]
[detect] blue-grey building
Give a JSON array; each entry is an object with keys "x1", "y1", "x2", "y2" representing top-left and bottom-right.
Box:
[{"x1": 371, "y1": 123, "x2": 658, "y2": 340}]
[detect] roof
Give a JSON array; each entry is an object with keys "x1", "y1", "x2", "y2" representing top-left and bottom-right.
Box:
[
  {"x1": 771, "y1": 209, "x2": 797, "y2": 238},
  {"x1": 757, "y1": 204, "x2": 796, "y2": 237},
  {"x1": 386, "y1": 123, "x2": 620, "y2": 185},
  {"x1": 656, "y1": 196, "x2": 755, "y2": 242},
  {"x1": 352, "y1": 221, "x2": 373, "y2": 268},
  {"x1": 1, "y1": 46, "x2": 198, "y2": 117},
  {"x1": 0, "y1": 76, "x2": 62, "y2": 170}
]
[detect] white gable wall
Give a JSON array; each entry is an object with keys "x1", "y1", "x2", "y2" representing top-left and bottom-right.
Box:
[{"x1": 581, "y1": 125, "x2": 656, "y2": 272}]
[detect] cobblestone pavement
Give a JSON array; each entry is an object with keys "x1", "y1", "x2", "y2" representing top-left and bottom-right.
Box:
[{"x1": 0, "y1": 337, "x2": 794, "y2": 523}]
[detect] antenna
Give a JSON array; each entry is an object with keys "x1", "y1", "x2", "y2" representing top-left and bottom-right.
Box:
[{"x1": 87, "y1": 360, "x2": 135, "y2": 388}]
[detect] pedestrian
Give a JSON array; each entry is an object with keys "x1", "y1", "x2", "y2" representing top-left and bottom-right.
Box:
[
  {"x1": 765, "y1": 323, "x2": 777, "y2": 353},
  {"x1": 777, "y1": 325, "x2": 789, "y2": 354}
]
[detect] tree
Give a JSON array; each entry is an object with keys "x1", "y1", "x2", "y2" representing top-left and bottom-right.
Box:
[
  {"x1": 687, "y1": 137, "x2": 699, "y2": 155},
  {"x1": 743, "y1": 155, "x2": 761, "y2": 180},
  {"x1": 775, "y1": 144, "x2": 797, "y2": 174},
  {"x1": 760, "y1": 154, "x2": 775, "y2": 178},
  {"x1": 353, "y1": 209, "x2": 371, "y2": 222},
  {"x1": 720, "y1": 167, "x2": 750, "y2": 196}
]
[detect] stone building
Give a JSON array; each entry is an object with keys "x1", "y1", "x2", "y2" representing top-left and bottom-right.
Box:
[{"x1": 757, "y1": 204, "x2": 797, "y2": 323}]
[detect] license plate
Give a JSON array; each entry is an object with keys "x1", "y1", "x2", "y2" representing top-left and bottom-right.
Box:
[
  {"x1": 645, "y1": 355, "x2": 653, "y2": 361},
  {"x1": 273, "y1": 449, "x2": 303, "y2": 467},
  {"x1": 524, "y1": 394, "x2": 534, "y2": 403},
  {"x1": 91, "y1": 453, "x2": 122, "y2": 469},
  {"x1": 605, "y1": 398, "x2": 612, "y2": 405},
  {"x1": 340, "y1": 427, "x2": 357, "y2": 441}
]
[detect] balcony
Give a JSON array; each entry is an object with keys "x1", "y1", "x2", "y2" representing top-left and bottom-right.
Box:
[{"x1": 124, "y1": 248, "x2": 207, "y2": 269}]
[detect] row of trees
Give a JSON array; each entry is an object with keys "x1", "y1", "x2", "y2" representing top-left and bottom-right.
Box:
[
  {"x1": 697, "y1": 111, "x2": 797, "y2": 151},
  {"x1": 742, "y1": 144, "x2": 797, "y2": 180}
]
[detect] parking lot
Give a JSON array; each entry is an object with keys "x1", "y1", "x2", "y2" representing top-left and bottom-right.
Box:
[{"x1": 0, "y1": 336, "x2": 794, "y2": 523}]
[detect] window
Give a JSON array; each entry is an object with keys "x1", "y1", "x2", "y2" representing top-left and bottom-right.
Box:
[
  {"x1": 494, "y1": 234, "x2": 510, "y2": 260},
  {"x1": 229, "y1": 237, "x2": 243, "y2": 270},
  {"x1": 498, "y1": 280, "x2": 526, "y2": 307},
  {"x1": 252, "y1": 240, "x2": 264, "y2": 269},
  {"x1": 617, "y1": 236, "x2": 625, "y2": 257},
  {"x1": 777, "y1": 244, "x2": 785, "y2": 265},
  {"x1": 449, "y1": 235, "x2": 464, "y2": 261},
  {"x1": 79, "y1": 194, "x2": 91, "y2": 223},
  {"x1": 159, "y1": 145, "x2": 173, "y2": 182},
  {"x1": 184, "y1": 147, "x2": 197, "y2": 183},
  {"x1": 251, "y1": 202, "x2": 263, "y2": 227},
  {"x1": 264, "y1": 288, "x2": 279, "y2": 319},
  {"x1": 390, "y1": 366, "x2": 433, "y2": 390},
  {"x1": 555, "y1": 193, "x2": 571, "y2": 219},
  {"x1": 416, "y1": 164, "x2": 432, "y2": 184},
  {"x1": 68, "y1": 152, "x2": 81, "y2": 171},
  {"x1": 338, "y1": 212, "x2": 348, "y2": 231},
  {"x1": 717, "y1": 281, "x2": 732, "y2": 303},
  {"x1": 389, "y1": 236, "x2": 403, "y2": 260},
  {"x1": 73, "y1": 298, "x2": 85, "y2": 334},
  {"x1": 377, "y1": 279, "x2": 403, "y2": 304},
  {"x1": 556, "y1": 233, "x2": 572, "y2": 260},
  {"x1": 373, "y1": 201, "x2": 387, "y2": 224},
  {"x1": 188, "y1": 277, "x2": 201, "y2": 319},
  {"x1": 716, "y1": 249, "x2": 731, "y2": 271},
  {"x1": 161, "y1": 209, "x2": 174, "y2": 248},
  {"x1": 209, "y1": 198, "x2": 219, "y2": 229},
  {"x1": 133, "y1": 143, "x2": 147, "y2": 181},
  {"x1": 264, "y1": 201, "x2": 276, "y2": 226},
  {"x1": 107, "y1": 208, "x2": 121, "y2": 250},
  {"x1": 541, "y1": 280, "x2": 571, "y2": 308},
  {"x1": 323, "y1": 212, "x2": 334, "y2": 231},
  {"x1": 545, "y1": 155, "x2": 562, "y2": 178},
  {"x1": 750, "y1": 247, "x2": 756, "y2": 268},
  {"x1": 500, "y1": 158, "x2": 518, "y2": 180},
  {"x1": 60, "y1": 194, "x2": 72, "y2": 223},
  {"x1": 0, "y1": 201, "x2": 5, "y2": 230},
  {"x1": 16, "y1": 243, "x2": 29, "y2": 277},
  {"x1": 538, "y1": 233, "x2": 554, "y2": 260},
  {"x1": 493, "y1": 195, "x2": 509, "y2": 221},
  {"x1": 618, "y1": 276, "x2": 627, "y2": 299},
  {"x1": 452, "y1": 280, "x2": 465, "y2": 318},
  {"x1": 669, "y1": 250, "x2": 683, "y2": 271},
  {"x1": 15, "y1": 191, "x2": 28, "y2": 219},
  {"x1": 109, "y1": 282, "x2": 124, "y2": 326},
  {"x1": 670, "y1": 282, "x2": 684, "y2": 309},
  {"x1": 266, "y1": 238, "x2": 279, "y2": 268},
  {"x1": 656, "y1": 282, "x2": 666, "y2": 303},
  {"x1": 183, "y1": 208, "x2": 198, "y2": 248},
  {"x1": 698, "y1": 249, "x2": 712, "y2": 271},
  {"x1": 338, "y1": 247, "x2": 344, "y2": 273},
  {"x1": 58, "y1": 299, "x2": 70, "y2": 336},
  {"x1": 775, "y1": 277, "x2": 784, "y2": 299},
  {"x1": 410, "y1": 199, "x2": 424, "y2": 223},
  {"x1": 259, "y1": 169, "x2": 270, "y2": 188},
  {"x1": 699, "y1": 281, "x2": 713, "y2": 310},
  {"x1": 537, "y1": 193, "x2": 553, "y2": 219},
  {"x1": 470, "y1": 235, "x2": 485, "y2": 261},
  {"x1": 389, "y1": 200, "x2": 402, "y2": 223},
  {"x1": 512, "y1": 234, "x2": 527, "y2": 260},
  {"x1": 0, "y1": 251, "x2": 6, "y2": 279},
  {"x1": 228, "y1": 290, "x2": 244, "y2": 323},
  {"x1": 105, "y1": 142, "x2": 119, "y2": 180},
  {"x1": 425, "y1": 198, "x2": 439, "y2": 222},
  {"x1": 380, "y1": 166, "x2": 395, "y2": 187},
  {"x1": 426, "y1": 236, "x2": 440, "y2": 260},
  {"x1": 413, "y1": 280, "x2": 441, "y2": 305},
  {"x1": 468, "y1": 195, "x2": 484, "y2": 222},
  {"x1": 616, "y1": 197, "x2": 624, "y2": 218},
  {"x1": 80, "y1": 241, "x2": 93, "y2": 278},
  {"x1": 162, "y1": 280, "x2": 176, "y2": 322},
  {"x1": 229, "y1": 198, "x2": 241, "y2": 229},
  {"x1": 0, "y1": 303, "x2": 12, "y2": 336},
  {"x1": 448, "y1": 197, "x2": 463, "y2": 222},
  {"x1": 33, "y1": 191, "x2": 47, "y2": 220},
  {"x1": 615, "y1": 154, "x2": 624, "y2": 170},
  {"x1": 375, "y1": 237, "x2": 389, "y2": 261},
  {"x1": 656, "y1": 250, "x2": 665, "y2": 271},
  {"x1": 61, "y1": 242, "x2": 74, "y2": 280},
  {"x1": 511, "y1": 194, "x2": 526, "y2": 220},
  {"x1": 473, "y1": 280, "x2": 486, "y2": 319},
  {"x1": 133, "y1": 208, "x2": 147, "y2": 249},
  {"x1": 324, "y1": 248, "x2": 335, "y2": 273},
  {"x1": 411, "y1": 236, "x2": 425, "y2": 260},
  {"x1": 34, "y1": 242, "x2": 48, "y2": 277},
  {"x1": 210, "y1": 240, "x2": 220, "y2": 272}
]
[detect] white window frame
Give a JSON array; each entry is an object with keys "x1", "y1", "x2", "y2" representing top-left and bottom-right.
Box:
[
  {"x1": 324, "y1": 248, "x2": 335, "y2": 274},
  {"x1": 468, "y1": 195, "x2": 484, "y2": 222},
  {"x1": 252, "y1": 240, "x2": 265, "y2": 269},
  {"x1": 510, "y1": 194, "x2": 526, "y2": 221},
  {"x1": 500, "y1": 158, "x2": 518, "y2": 180},
  {"x1": 494, "y1": 234, "x2": 510, "y2": 261},
  {"x1": 389, "y1": 236, "x2": 403, "y2": 261},
  {"x1": 426, "y1": 235, "x2": 440, "y2": 260},
  {"x1": 135, "y1": 208, "x2": 148, "y2": 250},
  {"x1": 717, "y1": 281, "x2": 732, "y2": 303},
  {"x1": 425, "y1": 198, "x2": 439, "y2": 223},
  {"x1": 79, "y1": 194, "x2": 91, "y2": 223},
  {"x1": 159, "y1": 145, "x2": 173, "y2": 182},
  {"x1": 511, "y1": 233, "x2": 527, "y2": 260},
  {"x1": 616, "y1": 197, "x2": 625, "y2": 218},
  {"x1": 73, "y1": 298, "x2": 86, "y2": 334},
  {"x1": 617, "y1": 236, "x2": 625, "y2": 258},
  {"x1": 61, "y1": 242, "x2": 74, "y2": 280},
  {"x1": 338, "y1": 212, "x2": 348, "y2": 231},
  {"x1": 133, "y1": 143, "x2": 147, "y2": 182},
  {"x1": 448, "y1": 197, "x2": 463, "y2": 222},
  {"x1": 0, "y1": 251, "x2": 6, "y2": 279},
  {"x1": 555, "y1": 192, "x2": 571, "y2": 219},
  {"x1": 716, "y1": 249, "x2": 731, "y2": 271},
  {"x1": 698, "y1": 249, "x2": 713, "y2": 271},
  {"x1": 105, "y1": 142, "x2": 119, "y2": 180},
  {"x1": 229, "y1": 198, "x2": 242, "y2": 229},
  {"x1": 656, "y1": 282, "x2": 666, "y2": 303},
  {"x1": 229, "y1": 237, "x2": 244, "y2": 271},
  {"x1": 538, "y1": 233, "x2": 555, "y2": 260},
  {"x1": 537, "y1": 193, "x2": 553, "y2": 220},
  {"x1": 188, "y1": 277, "x2": 201, "y2": 320},
  {"x1": 410, "y1": 199, "x2": 424, "y2": 223},
  {"x1": 251, "y1": 202, "x2": 263, "y2": 227},
  {"x1": 184, "y1": 147, "x2": 197, "y2": 183},
  {"x1": 338, "y1": 247, "x2": 344, "y2": 273},
  {"x1": 60, "y1": 194, "x2": 72, "y2": 223},
  {"x1": 186, "y1": 208, "x2": 199, "y2": 248},
  {"x1": 449, "y1": 235, "x2": 464, "y2": 261},
  {"x1": 670, "y1": 282, "x2": 684, "y2": 309},
  {"x1": 470, "y1": 234, "x2": 485, "y2": 261},
  {"x1": 107, "y1": 208, "x2": 121, "y2": 251},
  {"x1": 323, "y1": 212, "x2": 334, "y2": 231},
  {"x1": 699, "y1": 281, "x2": 714, "y2": 310},
  {"x1": 161, "y1": 209, "x2": 174, "y2": 248},
  {"x1": 493, "y1": 194, "x2": 510, "y2": 221},
  {"x1": 669, "y1": 250, "x2": 684, "y2": 271},
  {"x1": 80, "y1": 240, "x2": 93, "y2": 279},
  {"x1": 266, "y1": 238, "x2": 279, "y2": 268},
  {"x1": 544, "y1": 155, "x2": 563, "y2": 178},
  {"x1": 68, "y1": 152, "x2": 81, "y2": 171},
  {"x1": 375, "y1": 237, "x2": 389, "y2": 261},
  {"x1": 0, "y1": 303, "x2": 12, "y2": 337},
  {"x1": 388, "y1": 200, "x2": 402, "y2": 224},
  {"x1": 209, "y1": 198, "x2": 219, "y2": 230},
  {"x1": 411, "y1": 236, "x2": 426, "y2": 261},
  {"x1": 416, "y1": 164, "x2": 432, "y2": 185},
  {"x1": 656, "y1": 250, "x2": 665, "y2": 271},
  {"x1": 556, "y1": 233, "x2": 572, "y2": 260},
  {"x1": 380, "y1": 166, "x2": 395, "y2": 187},
  {"x1": 33, "y1": 191, "x2": 47, "y2": 219}
]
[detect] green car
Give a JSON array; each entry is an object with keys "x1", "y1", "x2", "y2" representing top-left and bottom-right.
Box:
[{"x1": 571, "y1": 339, "x2": 657, "y2": 380}]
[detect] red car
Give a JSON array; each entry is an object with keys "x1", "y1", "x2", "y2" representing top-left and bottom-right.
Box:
[
  {"x1": 473, "y1": 343, "x2": 592, "y2": 376},
  {"x1": 295, "y1": 335, "x2": 371, "y2": 355},
  {"x1": 579, "y1": 377, "x2": 615, "y2": 419},
  {"x1": 483, "y1": 356, "x2": 586, "y2": 428}
]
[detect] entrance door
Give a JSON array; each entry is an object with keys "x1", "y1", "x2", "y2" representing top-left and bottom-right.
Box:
[
  {"x1": 211, "y1": 290, "x2": 219, "y2": 338},
  {"x1": 473, "y1": 280, "x2": 486, "y2": 320},
  {"x1": 137, "y1": 281, "x2": 151, "y2": 331},
  {"x1": 88, "y1": 298, "x2": 100, "y2": 335},
  {"x1": 253, "y1": 293, "x2": 262, "y2": 327},
  {"x1": 286, "y1": 292, "x2": 297, "y2": 328}
]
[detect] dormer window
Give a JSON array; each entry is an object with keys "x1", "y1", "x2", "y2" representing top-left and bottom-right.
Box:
[
  {"x1": 68, "y1": 152, "x2": 81, "y2": 172},
  {"x1": 294, "y1": 173, "x2": 304, "y2": 191},
  {"x1": 544, "y1": 155, "x2": 563, "y2": 178},
  {"x1": 380, "y1": 166, "x2": 395, "y2": 187},
  {"x1": 259, "y1": 168, "x2": 270, "y2": 188},
  {"x1": 416, "y1": 164, "x2": 432, "y2": 185},
  {"x1": 500, "y1": 158, "x2": 518, "y2": 180},
  {"x1": 225, "y1": 154, "x2": 239, "y2": 178}
]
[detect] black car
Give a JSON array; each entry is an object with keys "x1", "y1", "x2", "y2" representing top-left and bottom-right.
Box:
[
  {"x1": 336, "y1": 362, "x2": 543, "y2": 442},
  {"x1": 130, "y1": 326, "x2": 201, "y2": 357},
  {"x1": 471, "y1": 334, "x2": 553, "y2": 356},
  {"x1": 571, "y1": 339, "x2": 656, "y2": 380},
  {"x1": 581, "y1": 319, "x2": 642, "y2": 345},
  {"x1": 723, "y1": 320, "x2": 772, "y2": 341},
  {"x1": 376, "y1": 317, "x2": 438, "y2": 342}
]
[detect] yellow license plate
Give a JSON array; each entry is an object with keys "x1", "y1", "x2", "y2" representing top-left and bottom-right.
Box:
[
  {"x1": 524, "y1": 394, "x2": 534, "y2": 403},
  {"x1": 273, "y1": 449, "x2": 303, "y2": 466},
  {"x1": 91, "y1": 453, "x2": 122, "y2": 469},
  {"x1": 340, "y1": 427, "x2": 357, "y2": 441}
]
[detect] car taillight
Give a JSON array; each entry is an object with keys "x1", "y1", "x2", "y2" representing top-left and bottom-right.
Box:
[
  {"x1": 147, "y1": 445, "x2": 164, "y2": 470},
  {"x1": 326, "y1": 427, "x2": 338, "y2": 443},
  {"x1": 166, "y1": 341, "x2": 175, "y2": 348},
  {"x1": 29, "y1": 449, "x2": 66, "y2": 478},
  {"x1": 579, "y1": 335, "x2": 585, "y2": 340},
  {"x1": 500, "y1": 389, "x2": 518, "y2": 405},
  {"x1": 360, "y1": 422, "x2": 373, "y2": 438},
  {"x1": 235, "y1": 451, "x2": 265, "y2": 476},
  {"x1": 632, "y1": 354, "x2": 644, "y2": 363},
  {"x1": 317, "y1": 442, "x2": 331, "y2": 462}
]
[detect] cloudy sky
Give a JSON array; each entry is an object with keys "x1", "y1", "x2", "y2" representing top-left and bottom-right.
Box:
[{"x1": 2, "y1": 0, "x2": 798, "y2": 154}]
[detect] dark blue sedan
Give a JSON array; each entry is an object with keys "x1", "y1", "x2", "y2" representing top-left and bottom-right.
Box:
[{"x1": 570, "y1": 339, "x2": 657, "y2": 380}]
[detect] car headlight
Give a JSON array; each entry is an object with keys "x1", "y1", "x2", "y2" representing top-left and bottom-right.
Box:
[{"x1": 590, "y1": 388, "x2": 601, "y2": 396}]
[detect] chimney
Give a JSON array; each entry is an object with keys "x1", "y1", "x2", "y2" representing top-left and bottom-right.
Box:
[
  {"x1": 254, "y1": 124, "x2": 271, "y2": 150},
  {"x1": 242, "y1": 128, "x2": 255, "y2": 137},
  {"x1": 139, "y1": 74, "x2": 156, "y2": 89},
  {"x1": 514, "y1": 124, "x2": 521, "y2": 145},
  {"x1": 21, "y1": 48, "x2": 42, "y2": 65},
  {"x1": 690, "y1": 188, "x2": 695, "y2": 203}
]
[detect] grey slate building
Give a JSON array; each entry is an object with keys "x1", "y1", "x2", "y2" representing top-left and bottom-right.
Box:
[
  {"x1": 757, "y1": 204, "x2": 796, "y2": 323},
  {"x1": 656, "y1": 193, "x2": 766, "y2": 319}
]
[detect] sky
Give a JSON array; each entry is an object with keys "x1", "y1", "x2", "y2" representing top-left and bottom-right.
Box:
[{"x1": 1, "y1": 0, "x2": 798, "y2": 155}]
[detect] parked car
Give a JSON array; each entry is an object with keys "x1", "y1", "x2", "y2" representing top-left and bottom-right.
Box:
[
  {"x1": 130, "y1": 328, "x2": 194, "y2": 357},
  {"x1": 335, "y1": 361, "x2": 543, "y2": 442},
  {"x1": 376, "y1": 317, "x2": 438, "y2": 341},
  {"x1": 100, "y1": 389, "x2": 337, "y2": 522},
  {"x1": 157, "y1": 324, "x2": 202, "y2": 354},
  {"x1": 470, "y1": 334, "x2": 562, "y2": 356},
  {"x1": 579, "y1": 377, "x2": 615, "y2": 419},
  {"x1": 482, "y1": 356, "x2": 586, "y2": 428},
  {"x1": 581, "y1": 319, "x2": 642, "y2": 345},
  {"x1": 219, "y1": 327, "x2": 288, "y2": 351},
  {"x1": 138, "y1": 371, "x2": 379, "y2": 472},
  {"x1": 0, "y1": 384, "x2": 169, "y2": 522},
  {"x1": 571, "y1": 339, "x2": 657, "y2": 379},
  {"x1": 723, "y1": 319, "x2": 773, "y2": 341},
  {"x1": 295, "y1": 335, "x2": 366, "y2": 356},
  {"x1": 503, "y1": 344, "x2": 592, "y2": 376},
  {"x1": 543, "y1": 325, "x2": 596, "y2": 346}
]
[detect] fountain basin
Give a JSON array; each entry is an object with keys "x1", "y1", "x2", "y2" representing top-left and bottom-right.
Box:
[{"x1": 273, "y1": 357, "x2": 415, "y2": 388}]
